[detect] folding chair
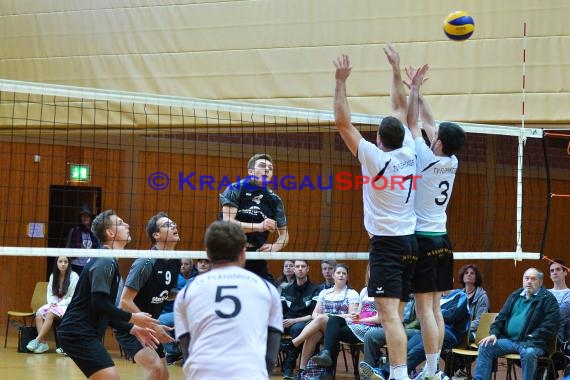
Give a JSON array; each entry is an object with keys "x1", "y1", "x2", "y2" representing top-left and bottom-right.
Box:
[
  {"x1": 503, "y1": 336, "x2": 558, "y2": 380},
  {"x1": 4, "y1": 281, "x2": 48, "y2": 348},
  {"x1": 447, "y1": 312, "x2": 499, "y2": 379},
  {"x1": 340, "y1": 341, "x2": 364, "y2": 380}
]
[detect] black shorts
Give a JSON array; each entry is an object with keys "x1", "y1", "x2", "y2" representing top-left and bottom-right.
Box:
[
  {"x1": 58, "y1": 333, "x2": 114, "y2": 378},
  {"x1": 114, "y1": 329, "x2": 165, "y2": 361},
  {"x1": 368, "y1": 234, "x2": 418, "y2": 302},
  {"x1": 412, "y1": 233, "x2": 454, "y2": 293}
]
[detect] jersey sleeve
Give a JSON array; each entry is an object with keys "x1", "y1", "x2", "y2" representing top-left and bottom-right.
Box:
[
  {"x1": 90, "y1": 258, "x2": 117, "y2": 295},
  {"x1": 219, "y1": 181, "x2": 242, "y2": 208},
  {"x1": 414, "y1": 136, "x2": 436, "y2": 170},
  {"x1": 267, "y1": 281, "x2": 284, "y2": 333},
  {"x1": 174, "y1": 285, "x2": 190, "y2": 340},
  {"x1": 273, "y1": 196, "x2": 287, "y2": 227},
  {"x1": 357, "y1": 138, "x2": 390, "y2": 178},
  {"x1": 124, "y1": 259, "x2": 154, "y2": 292}
]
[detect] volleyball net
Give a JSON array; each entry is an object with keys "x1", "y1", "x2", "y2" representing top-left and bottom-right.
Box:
[{"x1": 0, "y1": 78, "x2": 555, "y2": 261}]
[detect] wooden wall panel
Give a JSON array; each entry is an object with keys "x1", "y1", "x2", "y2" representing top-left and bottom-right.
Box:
[{"x1": 1, "y1": 138, "x2": 569, "y2": 329}]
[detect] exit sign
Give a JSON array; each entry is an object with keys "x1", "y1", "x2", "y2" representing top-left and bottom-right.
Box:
[{"x1": 69, "y1": 164, "x2": 90, "y2": 182}]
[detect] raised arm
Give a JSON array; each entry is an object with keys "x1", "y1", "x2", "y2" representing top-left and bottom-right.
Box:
[
  {"x1": 419, "y1": 93, "x2": 437, "y2": 143},
  {"x1": 383, "y1": 43, "x2": 407, "y2": 124},
  {"x1": 407, "y1": 64, "x2": 429, "y2": 139},
  {"x1": 334, "y1": 54, "x2": 363, "y2": 157},
  {"x1": 404, "y1": 65, "x2": 437, "y2": 143}
]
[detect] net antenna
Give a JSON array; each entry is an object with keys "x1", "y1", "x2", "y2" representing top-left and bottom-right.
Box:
[{"x1": 515, "y1": 21, "x2": 529, "y2": 263}]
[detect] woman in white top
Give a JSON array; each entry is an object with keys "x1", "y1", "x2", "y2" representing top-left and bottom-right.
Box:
[
  {"x1": 289, "y1": 263, "x2": 360, "y2": 375},
  {"x1": 26, "y1": 255, "x2": 79, "y2": 354}
]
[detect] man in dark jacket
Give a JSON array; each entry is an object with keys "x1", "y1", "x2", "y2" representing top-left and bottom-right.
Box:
[
  {"x1": 280, "y1": 260, "x2": 320, "y2": 379},
  {"x1": 474, "y1": 268, "x2": 560, "y2": 380}
]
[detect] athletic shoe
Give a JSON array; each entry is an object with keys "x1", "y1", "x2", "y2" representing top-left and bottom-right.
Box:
[
  {"x1": 34, "y1": 342, "x2": 49, "y2": 354},
  {"x1": 26, "y1": 338, "x2": 39, "y2": 352},
  {"x1": 312, "y1": 349, "x2": 333, "y2": 367},
  {"x1": 55, "y1": 347, "x2": 67, "y2": 355},
  {"x1": 413, "y1": 370, "x2": 450, "y2": 380},
  {"x1": 434, "y1": 371, "x2": 450, "y2": 380},
  {"x1": 359, "y1": 361, "x2": 385, "y2": 380}
]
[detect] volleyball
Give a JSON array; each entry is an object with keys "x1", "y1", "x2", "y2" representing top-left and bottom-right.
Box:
[{"x1": 443, "y1": 11, "x2": 474, "y2": 41}]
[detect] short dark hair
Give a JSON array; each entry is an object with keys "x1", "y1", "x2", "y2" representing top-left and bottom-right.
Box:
[
  {"x1": 458, "y1": 264, "x2": 483, "y2": 288},
  {"x1": 146, "y1": 211, "x2": 169, "y2": 245},
  {"x1": 548, "y1": 259, "x2": 567, "y2": 272},
  {"x1": 248, "y1": 153, "x2": 273, "y2": 169},
  {"x1": 438, "y1": 122, "x2": 466, "y2": 156},
  {"x1": 204, "y1": 221, "x2": 247, "y2": 263},
  {"x1": 91, "y1": 210, "x2": 117, "y2": 243},
  {"x1": 378, "y1": 116, "x2": 405, "y2": 149}
]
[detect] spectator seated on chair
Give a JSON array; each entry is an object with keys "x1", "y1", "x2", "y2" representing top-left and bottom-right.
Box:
[
  {"x1": 26, "y1": 256, "x2": 79, "y2": 354},
  {"x1": 457, "y1": 264, "x2": 490, "y2": 344},
  {"x1": 473, "y1": 268, "x2": 560, "y2": 380},
  {"x1": 312, "y1": 264, "x2": 382, "y2": 373},
  {"x1": 288, "y1": 264, "x2": 359, "y2": 379},
  {"x1": 280, "y1": 260, "x2": 320, "y2": 379},
  {"x1": 318, "y1": 260, "x2": 337, "y2": 292},
  {"x1": 453, "y1": 264, "x2": 490, "y2": 378},
  {"x1": 276, "y1": 260, "x2": 296, "y2": 294}
]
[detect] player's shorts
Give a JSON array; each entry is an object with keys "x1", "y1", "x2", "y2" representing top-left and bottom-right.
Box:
[
  {"x1": 368, "y1": 234, "x2": 418, "y2": 301},
  {"x1": 58, "y1": 333, "x2": 115, "y2": 378},
  {"x1": 114, "y1": 329, "x2": 165, "y2": 361},
  {"x1": 412, "y1": 233, "x2": 454, "y2": 293}
]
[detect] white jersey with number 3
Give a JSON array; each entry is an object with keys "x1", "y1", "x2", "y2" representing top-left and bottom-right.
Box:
[
  {"x1": 414, "y1": 137, "x2": 458, "y2": 232},
  {"x1": 174, "y1": 265, "x2": 283, "y2": 380}
]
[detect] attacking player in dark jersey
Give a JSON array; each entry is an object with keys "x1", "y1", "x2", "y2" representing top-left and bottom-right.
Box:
[
  {"x1": 220, "y1": 153, "x2": 289, "y2": 283},
  {"x1": 115, "y1": 212, "x2": 180, "y2": 380}
]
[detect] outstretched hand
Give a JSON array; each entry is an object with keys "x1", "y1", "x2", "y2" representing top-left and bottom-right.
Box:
[
  {"x1": 153, "y1": 325, "x2": 175, "y2": 344},
  {"x1": 131, "y1": 325, "x2": 160, "y2": 349},
  {"x1": 409, "y1": 64, "x2": 429, "y2": 88},
  {"x1": 334, "y1": 54, "x2": 352, "y2": 81},
  {"x1": 130, "y1": 311, "x2": 159, "y2": 330},
  {"x1": 403, "y1": 65, "x2": 429, "y2": 89},
  {"x1": 383, "y1": 43, "x2": 400, "y2": 68}
]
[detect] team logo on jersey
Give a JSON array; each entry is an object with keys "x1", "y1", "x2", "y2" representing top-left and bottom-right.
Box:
[{"x1": 151, "y1": 289, "x2": 170, "y2": 304}]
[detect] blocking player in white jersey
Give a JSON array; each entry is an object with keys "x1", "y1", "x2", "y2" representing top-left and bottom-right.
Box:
[
  {"x1": 334, "y1": 46, "x2": 419, "y2": 380},
  {"x1": 406, "y1": 64, "x2": 466, "y2": 380},
  {"x1": 174, "y1": 221, "x2": 283, "y2": 380}
]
